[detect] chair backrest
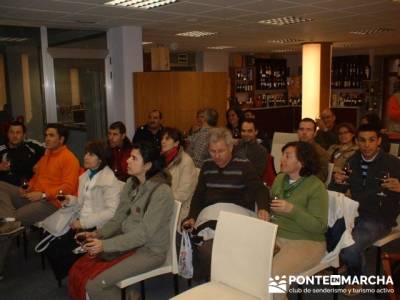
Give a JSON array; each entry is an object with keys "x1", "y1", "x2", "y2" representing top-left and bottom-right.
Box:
[
  {"x1": 166, "y1": 200, "x2": 181, "y2": 274},
  {"x1": 211, "y1": 211, "x2": 278, "y2": 300},
  {"x1": 271, "y1": 132, "x2": 298, "y2": 173},
  {"x1": 325, "y1": 163, "x2": 334, "y2": 186},
  {"x1": 389, "y1": 143, "x2": 399, "y2": 156}
]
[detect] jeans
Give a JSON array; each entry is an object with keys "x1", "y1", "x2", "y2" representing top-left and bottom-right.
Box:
[{"x1": 340, "y1": 216, "x2": 392, "y2": 277}]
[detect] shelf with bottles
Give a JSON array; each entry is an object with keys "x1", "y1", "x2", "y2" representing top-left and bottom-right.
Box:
[
  {"x1": 231, "y1": 67, "x2": 255, "y2": 93},
  {"x1": 331, "y1": 92, "x2": 365, "y2": 107},
  {"x1": 255, "y1": 59, "x2": 287, "y2": 90},
  {"x1": 251, "y1": 92, "x2": 301, "y2": 108},
  {"x1": 331, "y1": 55, "x2": 370, "y2": 89}
]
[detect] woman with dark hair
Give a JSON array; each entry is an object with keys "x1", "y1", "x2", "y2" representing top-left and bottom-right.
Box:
[
  {"x1": 161, "y1": 127, "x2": 198, "y2": 227},
  {"x1": 68, "y1": 141, "x2": 174, "y2": 300},
  {"x1": 327, "y1": 123, "x2": 358, "y2": 173},
  {"x1": 66, "y1": 140, "x2": 122, "y2": 231},
  {"x1": 226, "y1": 106, "x2": 244, "y2": 139},
  {"x1": 270, "y1": 141, "x2": 328, "y2": 300}
]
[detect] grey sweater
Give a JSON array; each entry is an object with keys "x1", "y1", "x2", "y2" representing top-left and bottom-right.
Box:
[{"x1": 99, "y1": 172, "x2": 174, "y2": 255}]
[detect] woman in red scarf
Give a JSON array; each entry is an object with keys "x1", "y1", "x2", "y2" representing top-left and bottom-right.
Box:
[{"x1": 161, "y1": 127, "x2": 198, "y2": 228}]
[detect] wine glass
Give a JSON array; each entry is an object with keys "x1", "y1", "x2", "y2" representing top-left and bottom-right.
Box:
[
  {"x1": 376, "y1": 171, "x2": 390, "y2": 197},
  {"x1": 270, "y1": 193, "x2": 279, "y2": 221},
  {"x1": 73, "y1": 230, "x2": 88, "y2": 254},
  {"x1": 56, "y1": 189, "x2": 66, "y2": 202},
  {"x1": 342, "y1": 163, "x2": 352, "y2": 185},
  {"x1": 2, "y1": 153, "x2": 12, "y2": 175},
  {"x1": 21, "y1": 178, "x2": 29, "y2": 191}
]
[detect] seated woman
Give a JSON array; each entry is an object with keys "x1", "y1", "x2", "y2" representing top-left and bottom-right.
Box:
[
  {"x1": 68, "y1": 141, "x2": 174, "y2": 300},
  {"x1": 161, "y1": 127, "x2": 198, "y2": 227},
  {"x1": 270, "y1": 141, "x2": 328, "y2": 300},
  {"x1": 327, "y1": 123, "x2": 358, "y2": 173},
  {"x1": 67, "y1": 140, "x2": 122, "y2": 231}
]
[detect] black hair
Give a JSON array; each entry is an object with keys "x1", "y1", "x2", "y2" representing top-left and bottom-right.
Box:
[
  {"x1": 241, "y1": 118, "x2": 258, "y2": 130},
  {"x1": 85, "y1": 140, "x2": 110, "y2": 171},
  {"x1": 46, "y1": 123, "x2": 69, "y2": 144},
  {"x1": 299, "y1": 118, "x2": 317, "y2": 132},
  {"x1": 226, "y1": 106, "x2": 244, "y2": 129},
  {"x1": 204, "y1": 108, "x2": 219, "y2": 127},
  {"x1": 109, "y1": 121, "x2": 132, "y2": 149},
  {"x1": 160, "y1": 127, "x2": 183, "y2": 147},
  {"x1": 357, "y1": 123, "x2": 381, "y2": 138},
  {"x1": 131, "y1": 141, "x2": 165, "y2": 180},
  {"x1": 361, "y1": 113, "x2": 382, "y2": 130},
  {"x1": 282, "y1": 141, "x2": 321, "y2": 177},
  {"x1": 150, "y1": 109, "x2": 162, "y2": 119},
  {"x1": 8, "y1": 120, "x2": 26, "y2": 133}
]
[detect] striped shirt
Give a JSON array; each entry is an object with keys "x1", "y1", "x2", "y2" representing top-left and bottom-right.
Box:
[{"x1": 188, "y1": 156, "x2": 269, "y2": 219}]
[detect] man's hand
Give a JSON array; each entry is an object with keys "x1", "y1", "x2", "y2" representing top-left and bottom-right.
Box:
[
  {"x1": 257, "y1": 209, "x2": 270, "y2": 221},
  {"x1": 316, "y1": 118, "x2": 327, "y2": 131},
  {"x1": 270, "y1": 199, "x2": 294, "y2": 214},
  {"x1": 24, "y1": 191, "x2": 44, "y2": 202},
  {"x1": 84, "y1": 238, "x2": 104, "y2": 256},
  {"x1": 381, "y1": 177, "x2": 400, "y2": 193},
  {"x1": 333, "y1": 170, "x2": 349, "y2": 185},
  {"x1": 181, "y1": 218, "x2": 195, "y2": 232},
  {"x1": 0, "y1": 161, "x2": 10, "y2": 171}
]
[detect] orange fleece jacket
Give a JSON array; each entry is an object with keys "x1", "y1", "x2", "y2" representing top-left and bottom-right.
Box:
[{"x1": 29, "y1": 145, "x2": 80, "y2": 208}]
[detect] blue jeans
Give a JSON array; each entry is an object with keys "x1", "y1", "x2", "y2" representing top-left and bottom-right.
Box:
[{"x1": 340, "y1": 217, "x2": 392, "y2": 277}]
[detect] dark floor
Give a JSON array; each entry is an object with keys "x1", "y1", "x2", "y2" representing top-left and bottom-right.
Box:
[{"x1": 0, "y1": 230, "x2": 399, "y2": 300}]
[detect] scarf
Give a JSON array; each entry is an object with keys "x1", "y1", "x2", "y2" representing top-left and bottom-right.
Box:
[{"x1": 163, "y1": 146, "x2": 179, "y2": 166}]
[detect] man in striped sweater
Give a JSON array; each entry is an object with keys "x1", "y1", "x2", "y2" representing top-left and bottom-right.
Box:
[{"x1": 182, "y1": 127, "x2": 270, "y2": 279}]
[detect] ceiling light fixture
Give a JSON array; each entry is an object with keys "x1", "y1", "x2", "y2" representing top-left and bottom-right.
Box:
[
  {"x1": 104, "y1": 0, "x2": 177, "y2": 10},
  {"x1": 268, "y1": 38, "x2": 303, "y2": 44},
  {"x1": 207, "y1": 46, "x2": 234, "y2": 50},
  {"x1": 0, "y1": 37, "x2": 28, "y2": 42},
  {"x1": 142, "y1": 41, "x2": 153, "y2": 45},
  {"x1": 176, "y1": 31, "x2": 217, "y2": 37},
  {"x1": 271, "y1": 48, "x2": 299, "y2": 53},
  {"x1": 349, "y1": 27, "x2": 395, "y2": 35},
  {"x1": 258, "y1": 16, "x2": 313, "y2": 26}
]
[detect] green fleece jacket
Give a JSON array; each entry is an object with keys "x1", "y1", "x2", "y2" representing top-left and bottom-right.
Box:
[
  {"x1": 99, "y1": 172, "x2": 174, "y2": 255},
  {"x1": 271, "y1": 173, "x2": 328, "y2": 242}
]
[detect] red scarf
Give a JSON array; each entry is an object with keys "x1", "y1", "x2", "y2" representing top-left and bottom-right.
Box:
[{"x1": 163, "y1": 146, "x2": 179, "y2": 166}]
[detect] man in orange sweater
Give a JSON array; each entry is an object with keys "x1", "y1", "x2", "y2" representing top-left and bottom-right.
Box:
[{"x1": 0, "y1": 123, "x2": 80, "y2": 280}]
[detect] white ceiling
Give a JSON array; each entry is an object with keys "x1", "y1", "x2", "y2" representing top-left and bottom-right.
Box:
[{"x1": 0, "y1": 0, "x2": 400, "y2": 52}]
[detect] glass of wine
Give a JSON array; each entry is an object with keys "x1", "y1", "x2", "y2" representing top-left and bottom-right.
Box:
[
  {"x1": 56, "y1": 189, "x2": 66, "y2": 202},
  {"x1": 73, "y1": 231, "x2": 88, "y2": 254},
  {"x1": 270, "y1": 194, "x2": 279, "y2": 221},
  {"x1": 2, "y1": 153, "x2": 12, "y2": 175},
  {"x1": 342, "y1": 163, "x2": 352, "y2": 185},
  {"x1": 376, "y1": 171, "x2": 390, "y2": 197},
  {"x1": 21, "y1": 178, "x2": 29, "y2": 191}
]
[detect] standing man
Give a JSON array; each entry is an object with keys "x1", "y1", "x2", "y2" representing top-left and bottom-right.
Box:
[
  {"x1": 297, "y1": 118, "x2": 329, "y2": 182},
  {"x1": 0, "y1": 123, "x2": 80, "y2": 279},
  {"x1": 186, "y1": 108, "x2": 219, "y2": 168},
  {"x1": 315, "y1": 108, "x2": 338, "y2": 150},
  {"x1": 234, "y1": 118, "x2": 267, "y2": 178},
  {"x1": 330, "y1": 124, "x2": 400, "y2": 294},
  {"x1": 0, "y1": 121, "x2": 44, "y2": 186},
  {"x1": 132, "y1": 110, "x2": 163, "y2": 150},
  {"x1": 108, "y1": 121, "x2": 132, "y2": 182}
]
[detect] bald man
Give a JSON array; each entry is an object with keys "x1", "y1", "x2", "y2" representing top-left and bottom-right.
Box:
[{"x1": 315, "y1": 109, "x2": 338, "y2": 150}]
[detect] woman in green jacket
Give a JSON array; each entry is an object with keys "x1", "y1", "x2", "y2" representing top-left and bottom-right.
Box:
[{"x1": 270, "y1": 141, "x2": 328, "y2": 300}]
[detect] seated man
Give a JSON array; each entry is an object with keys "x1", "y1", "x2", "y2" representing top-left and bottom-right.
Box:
[
  {"x1": 0, "y1": 121, "x2": 44, "y2": 186},
  {"x1": 330, "y1": 124, "x2": 400, "y2": 294},
  {"x1": 132, "y1": 109, "x2": 163, "y2": 150},
  {"x1": 234, "y1": 118, "x2": 267, "y2": 178},
  {"x1": 182, "y1": 127, "x2": 269, "y2": 279},
  {"x1": 107, "y1": 121, "x2": 132, "y2": 182},
  {"x1": 0, "y1": 123, "x2": 80, "y2": 279},
  {"x1": 315, "y1": 108, "x2": 338, "y2": 150},
  {"x1": 186, "y1": 108, "x2": 218, "y2": 168},
  {"x1": 297, "y1": 118, "x2": 329, "y2": 183}
]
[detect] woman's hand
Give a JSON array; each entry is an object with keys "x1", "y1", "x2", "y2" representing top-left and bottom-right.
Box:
[
  {"x1": 333, "y1": 170, "x2": 348, "y2": 184},
  {"x1": 270, "y1": 199, "x2": 294, "y2": 214},
  {"x1": 381, "y1": 177, "x2": 400, "y2": 193},
  {"x1": 181, "y1": 218, "x2": 195, "y2": 232},
  {"x1": 84, "y1": 238, "x2": 103, "y2": 256},
  {"x1": 257, "y1": 209, "x2": 270, "y2": 221}
]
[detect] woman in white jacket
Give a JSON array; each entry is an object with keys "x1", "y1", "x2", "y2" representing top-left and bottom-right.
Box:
[
  {"x1": 161, "y1": 127, "x2": 198, "y2": 226},
  {"x1": 67, "y1": 140, "x2": 123, "y2": 230}
]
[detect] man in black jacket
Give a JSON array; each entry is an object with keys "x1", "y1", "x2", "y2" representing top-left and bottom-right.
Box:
[
  {"x1": 0, "y1": 121, "x2": 44, "y2": 186},
  {"x1": 330, "y1": 124, "x2": 400, "y2": 286}
]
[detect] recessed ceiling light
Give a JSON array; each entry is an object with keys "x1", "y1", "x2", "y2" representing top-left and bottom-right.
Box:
[
  {"x1": 104, "y1": 0, "x2": 177, "y2": 10},
  {"x1": 207, "y1": 46, "x2": 234, "y2": 50},
  {"x1": 268, "y1": 38, "x2": 303, "y2": 44},
  {"x1": 0, "y1": 37, "x2": 28, "y2": 42},
  {"x1": 258, "y1": 16, "x2": 313, "y2": 26},
  {"x1": 349, "y1": 28, "x2": 395, "y2": 35},
  {"x1": 176, "y1": 31, "x2": 217, "y2": 38},
  {"x1": 142, "y1": 41, "x2": 153, "y2": 45}
]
